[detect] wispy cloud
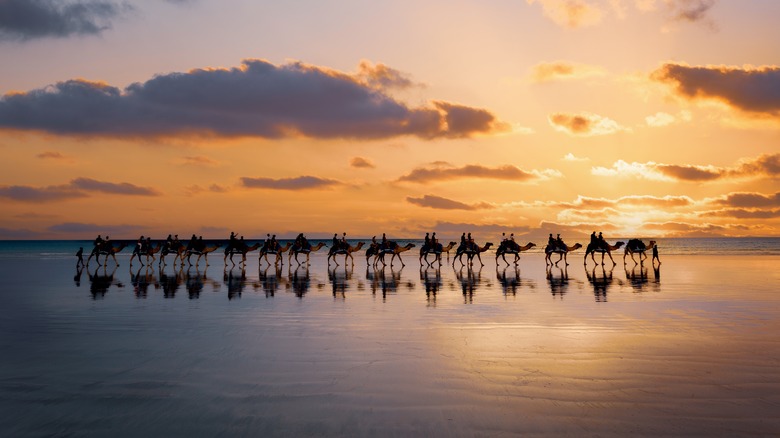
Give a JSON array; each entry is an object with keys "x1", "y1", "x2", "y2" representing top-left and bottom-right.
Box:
[
  {"x1": 592, "y1": 153, "x2": 780, "y2": 181},
  {"x1": 178, "y1": 155, "x2": 220, "y2": 167},
  {"x1": 0, "y1": 0, "x2": 132, "y2": 41},
  {"x1": 652, "y1": 63, "x2": 780, "y2": 116},
  {"x1": 530, "y1": 61, "x2": 606, "y2": 83},
  {"x1": 406, "y1": 195, "x2": 493, "y2": 211},
  {"x1": 0, "y1": 178, "x2": 160, "y2": 202},
  {"x1": 240, "y1": 175, "x2": 341, "y2": 190},
  {"x1": 549, "y1": 112, "x2": 630, "y2": 136},
  {"x1": 0, "y1": 59, "x2": 505, "y2": 140},
  {"x1": 397, "y1": 163, "x2": 561, "y2": 184},
  {"x1": 526, "y1": 0, "x2": 603, "y2": 29},
  {"x1": 563, "y1": 153, "x2": 589, "y2": 162}
]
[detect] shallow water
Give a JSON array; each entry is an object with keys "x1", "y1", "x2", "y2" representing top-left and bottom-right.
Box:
[{"x1": 1, "y1": 247, "x2": 779, "y2": 436}]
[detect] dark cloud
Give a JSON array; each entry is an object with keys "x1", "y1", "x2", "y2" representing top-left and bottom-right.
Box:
[
  {"x1": 0, "y1": 177, "x2": 159, "y2": 202},
  {"x1": 240, "y1": 175, "x2": 340, "y2": 190},
  {"x1": 0, "y1": 184, "x2": 85, "y2": 202},
  {"x1": 652, "y1": 63, "x2": 780, "y2": 116},
  {"x1": 711, "y1": 192, "x2": 780, "y2": 208},
  {"x1": 398, "y1": 163, "x2": 558, "y2": 184},
  {"x1": 406, "y1": 195, "x2": 493, "y2": 211},
  {"x1": 655, "y1": 164, "x2": 721, "y2": 181},
  {"x1": 36, "y1": 150, "x2": 67, "y2": 160},
  {"x1": 0, "y1": 59, "x2": 504, "y2": 140},
  {"x1": 70, "y1": 177, "x2": 159, "y2": 195},
  {"x1": 593, "y1": 153, "x2": 780, "y2": 182},
  {"x1": 357, "y1": 61, "x2": 415, "y2": 90},
  {"x1": 552, "y1": 194, "x2": 693, "y2": 209},
  {"x1": 0, "y1": 0, "x2": 130, "y2": 41},
  {"x1": 350, "y1": 157, "x2": 375, "y2": 169},
  {"x1": 0, "y1": 226, "x2": 42, "y2": 239}
]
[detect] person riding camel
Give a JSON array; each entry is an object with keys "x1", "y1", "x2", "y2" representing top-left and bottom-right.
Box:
[
  {"x1": 431, "y1": 232, "x2": 437, "y2": 246},
  {"x1": 424, "y1": 233, "x2": 430, "y2": 251},
  {"x1": 187, "y1": 234, "x2": 197, "y2": 251},
  {"x1": 556, "y1": 234, "x2": 565, "y2": 251},
  {"x1": 94, "y1": 235, "x2": 104, "y2": 251},
  {"x1": 548, "y1": 233, "x2": 555, "y2": 249}
]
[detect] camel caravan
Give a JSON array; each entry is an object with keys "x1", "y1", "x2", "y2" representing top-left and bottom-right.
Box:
[{"x1": 83, "y1": 229, "x2": 660, "y2": 269}]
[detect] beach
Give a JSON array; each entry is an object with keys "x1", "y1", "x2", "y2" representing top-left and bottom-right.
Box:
[{"x1": 1, "y1": 242, "x2": 779, "y2": 436}]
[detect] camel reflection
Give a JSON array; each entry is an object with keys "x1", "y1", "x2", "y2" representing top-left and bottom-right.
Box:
[
  {"x1": 455, "y1": 265, "x2": 483, "y2": 304},
  {"x1": 254, "y1": 264, "x2": 282, "y2": 298},
  {"x1": 288, "y1": 265, "x2": 311, "y2": 298},
  {"x1": 159, "y1": 265, "x2": 184, "y2": 299},
  {"x1": 131, "y1": 265, "x2": 158, "y2": 299},
  {"x1": 366, "y1": 266, "x2": 408, "y2": 302},
  {"x1": 328, "y1": 265, "x2": 353, "y2": 300},
  {"x1": 546, "y1": 265, "x2": 569, "y2": 299},
  {"x1": 586, "y1": 265, "x2": 615, "y2": 302},
  {"x1": 87, "y1": 265, "x2": 124, "y2": 299},
  {"x1": 224, "y1": 266, "x2": 249, "y2": 299},
  {"x1": 185, "y1": 267, "x2": 219, "y2": 299},
  {"x1": 625, "y1": 265, "x2": 661, "y2": 292},
  {"x1": 420, "y1": 266, "x2": 442, "y2": 306},
  {"x1": 496, "y1": 266, "x2": 535, "y2": 297}
]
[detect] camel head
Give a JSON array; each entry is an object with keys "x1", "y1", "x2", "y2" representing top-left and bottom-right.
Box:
[
  {"x1": 404, "y1": 243, "x2": 416, "y2": 249},
  {"x1": 614, "y1": 241, "x2": 625, "y2": 249},
  {"x1": 571, "y1": 243, "x2": 582, "y2": 250},
  {"x1": 481, "y1": 242, "x2": 494, "y2": 251},
  {"x1": 648, "y1": 240, "x2": 656, "y2": 248},
  {"x1": 527, "y1": 242, "x2": 536, "y2": 248},
  {"x1": 353, "y1": 242, "x2": 365, "y2": 251}
]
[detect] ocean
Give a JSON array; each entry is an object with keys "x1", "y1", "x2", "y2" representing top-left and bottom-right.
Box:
[{"x1": 1, "y1": 238, "x2": 779, "y2": 436}]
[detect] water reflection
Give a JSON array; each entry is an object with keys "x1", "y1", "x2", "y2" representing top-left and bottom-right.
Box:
[
  {"x1": 131, "y1": 265, "x2": 158, "y2": 299},
  {"x1": 224, "y1": 266, "x2": 249, "y2": 299},
  {"x1": 255, "y1": 264, "x2": 282, "y2": 298},
  {"x1": 366, "y1": 266, "x2": 413, "y2": 302},
  {"x1": 546, "y1": 265, "x2": 569, "y2": 299},
  {"x1": 86, "y1": 264, "x2": 124, "y2": 299},
  {"x1": 625, "y1": 265, "x2": 661, "y2": 293},
  {"x1": 496, "y1": 266, "x2": 536, "y2": 297},
  {"x1": 288, "y1": 265, "x2": 311, "y2": 298},
  {"x1": 185, "y1": 267, "x2": 219, "y2": 299},
  {"x1": 455, "y1": 265, "x2": 484, "y2": 303},
  {"x1": 328, "y1": 265, "x2": 353, "y2": 299},
  {"x1": 586, "y1": 265, "x2": 615, "y2": 302},
  {"x1": 420, "y1": 266, "x2": 443, "y2": 306},
  {"x1": 159, "y1": 266, "x2": 184, "y2": 298}
]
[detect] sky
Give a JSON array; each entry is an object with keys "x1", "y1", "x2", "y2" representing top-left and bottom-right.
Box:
[{"x1": 1, "y1": 0, "x2": 779, "y2": 240}]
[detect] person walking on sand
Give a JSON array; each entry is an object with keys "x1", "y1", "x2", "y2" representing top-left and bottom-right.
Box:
[
  {"x1": 76, "y1": 247, "x2": 84, "y2": 267},
  {"x1": 652, "y1": 244, "x2": 661, "y2": 266}
]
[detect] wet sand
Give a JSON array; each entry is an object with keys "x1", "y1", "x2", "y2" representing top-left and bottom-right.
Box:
[{"x1": 1, "y1": 251, "x2": 779, "y2": 436}]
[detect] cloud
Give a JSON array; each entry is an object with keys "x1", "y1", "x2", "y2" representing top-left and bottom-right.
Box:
[
  {"x1": 350, "y1": 156, "x2": 375, "y2": 169},
  {"x1": 0, "y1": 0, "x2": 130, "y2": 41},
  {"x1": 406, "y1": 195, "x2": 493, "y2": 211},
  {"x1": 47, "y1": 221, "x2": 146, "y2": 235},
  {"x1": 652, "y1": 63, "x2": 780, "y2": 116},
  {"x1": 184, "y1": 184, "x2": 229, "y2": 196},
  {"x1": 70, "y1": 177, "x2": 159, "y2": 195},
  {"x1": 592, "y1": 153, "x2": 780, "y2": 181},
  {"x1": 0, "y1": 184, "x2": 85, "y2": 202},
  {"x1": 530, "y1": 61, "x2": 606, "y2": 83},
  {"x1": 36, "y1": 150, "x2": 68, "y2": 160},
  {"x1": 710, "y1": 192, "x2": 780, "y2": 208},
  {"x1": 699, "y1": 208, "x2": 780, "y2": 219},
  {"x1": 397, "y1": 163, "x2": 561, "y2": 184},
  {"x1": 420, "y1": 221, "x2": 531, "y2": 237},
  {"x1": 357, "y1": 60, "x2": 415, "y2": 90},
  {"x1": 0, "y1": 59, "x2": 505, "y2": 140},
  {"x1": 549, "y1": 112, "x2": 629, "y2": 136},
  {"x1": 554, "y1": 194, "x2": 694, "y2": 209},
  {"x1": 240, "y1": 175, "x2": 341, "y2": 190},
  {"x1": 664, "y1": 0, "x2": 717, "y2": 23},
  {"x1": 0, "y1": 226, "x2": 42, "y2": 239},
  {"x1": 642, "y1": 221, "x2": 751, "y2": 237},
  {"x1": 178, "y1": 155, "x2": 219, "y2": 167},
  {"x1": 526, "y1": 0, "x2": 603, "y2": 29},
  {"x1": 563, "y1": 153, "x2": 589, "y2": 162},
  {"x1": 0, "y1": 177, "x2": 159, "y2": 202}
]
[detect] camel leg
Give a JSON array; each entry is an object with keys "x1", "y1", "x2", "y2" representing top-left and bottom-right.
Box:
[{"x1": 607, "y1": 252, "x2": 616, "y2": 265}]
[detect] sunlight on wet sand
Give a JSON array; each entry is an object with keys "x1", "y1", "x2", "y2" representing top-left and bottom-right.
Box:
[{"x1": 1, "y1": 253, "x2": 779, "y2": 436}]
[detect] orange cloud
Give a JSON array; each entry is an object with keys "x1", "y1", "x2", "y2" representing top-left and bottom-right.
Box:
[
  {"x1": 530, "y1": 61, "x2": 606, "y2": 82},
  {"x1": 526, "y1": 0, "x2": 603, "y2": 29},
  {"x1": 240, "y1": 175, "x2": 341, "y2": 190},
  {"x1": 350, "y1": 157, "x2": 376, "y2": 169},
  {"x1": 549, "y1": 112, "x2": 629, "y2": 136},
  {"x1": 592, "y1": 153, "x2": 780, "y2": 181},
  {"x1": 398, "y1": 163, "x2": 561, "y2": 184},
  {"x1": 0, "y1": 177, "x2": 159, "y2": 202}
]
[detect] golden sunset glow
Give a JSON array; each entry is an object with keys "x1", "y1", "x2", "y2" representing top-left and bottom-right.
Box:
[{"x1": 1, "y1": 0, "x2": 779, "y2": 239}]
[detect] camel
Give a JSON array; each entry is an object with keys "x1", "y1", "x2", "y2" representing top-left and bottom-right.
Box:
[
  {"x1": 544, "y1": 243, "x2": 582, "y2": 266},
  {"x1": 224, "y1": 242, "x2": 261, "y2": 266},
  {"x1": 186, "y1": 244, "x2": 222, "y2": 267},
  {"x1": 288, "y1": 241, "x2": 326, "y2": 265},
  {"x1": 130, "y1": 242, "x2": 161, "y2": 267},
  {"x1": 327, "y1": 241, "x2": 365, "y2": 266},
  {"x1": 259, "y1": 242, "x2": 292, "y2": 266},
  {"x1": 623, "y1": 239, "x2": 656, "y2": 265},
  {"x1": 453, "y1": 242, "x2": 493, "y2": 267},
  {"x1": 375, "y1": 242, "x2": 416, "y2": 267},
  {"x1": 365, "y1": 243, "x2": 379, "y2": 266},
  {"x1": 86, "y1": 242, "x2": 127, "y2": 266},
  {"x1": 495, "y1": 241, "x2": 536, "y2": 266},
  {"x1": 584, "y1": 241, "x2": 625, "y2": 266},
  {"x1": 419, "y1": 241, "x2": 457, "y2": 267},
  {"x1": 159, "y1": 241, "x2": 185, "y2": 266}
]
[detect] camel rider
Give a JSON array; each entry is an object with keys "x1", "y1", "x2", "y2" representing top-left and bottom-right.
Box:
[
  {"x1": 103, "y1": 236, "x2": 110, "y2": 250},
  {"x1": 597, "y1": 232, "x2": 605, "y2": 249},
  {"x1": 556, "y1": 234, "x2": 564, "y2": 251},
  {"x1": 146, "y1": 237, "x2": 152, "y2": 254},
  {"x1": 94, "y1": 235, "x2": 104, "y2": 250},
  {"x1": 197, "y1": 236, "x2": 205, "y2": 252},
  {"x1": 187, "y1": 234, "x2": 197, "y2": 251},
  {"x1": 548, "y1": 233, "x2": 555, "y2": 249},
  {"x1": 381, "y1": 233, "x2": 387, "y2": 250},
  {"x1": 431, "y1": 232, "x2": 437, "y2": 246},
  {"x1": 590, "y1": 231, "x2": 598, "y2": 247},
  {"x1": 137, "y1": 236, "x2": 146, "y2": 254},
  {"x1": 270, "y1": 235, "x2": 278, "y2": 252},
  {"x1": 424, "y1": 233, "x2": 430, "y2": 251},
  {"x1": 228, "y1": 232, "x2": 237, "y2": 251}
]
